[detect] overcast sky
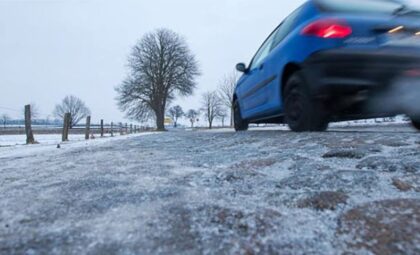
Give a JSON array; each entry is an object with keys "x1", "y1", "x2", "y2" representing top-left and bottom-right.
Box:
[{"x1": 0, "y1": 0, "x2": 304, "y2": 123}]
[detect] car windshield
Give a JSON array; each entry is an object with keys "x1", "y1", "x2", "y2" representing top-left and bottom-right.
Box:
[{"x1": 317, "y1": 0, "x2": 420, "y2": 15}]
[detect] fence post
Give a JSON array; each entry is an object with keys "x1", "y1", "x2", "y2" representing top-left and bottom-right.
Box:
[
  {"x1": 134, "y1": 125, "x2": 137, "y2": 133},
  {"x1": 130, "y1": 124, "x2": 133, "y2": 134},
  {"x1": 119, "y1": 122, "x2": 123, "y2": 135},
  {"x1": 111, "y1": 122, "x2": 114, "y2": 137},
  {"x1": 24, "y1": 104, "x2": 35, "y2": 144},
  {"x1": 85, "y1": 116, "x2": 91, "y2": 140},
  {"x1": 125, "y1": 123, "x2": 128, "y2": 135},
  {"x1": 100, "y1": 119, "x2": 104, "y2": 137},
  {"x1": 62, "y1": 113, "x2": 70, "y2": 142}
]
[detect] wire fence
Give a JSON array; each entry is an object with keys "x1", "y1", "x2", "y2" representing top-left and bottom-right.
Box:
[
  {"x1": 0, "y1": 124, "x2": 151, "y2": 135},
  {"x1": 0, "y1": 104, "x2": 152, "y2": 146}
]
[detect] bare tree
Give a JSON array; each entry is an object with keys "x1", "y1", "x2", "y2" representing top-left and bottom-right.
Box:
[
  {"x1": 168, "y1": 105, "x2": 184, "y2": 128},
  {"x1": 30, "y1": 103, "x2": 40, "y2": 119},
  {"x1": 1, "y1": 114, "x2": 10, "y2": 128},
  {"x1": 116, "y1": 28, "x2": 200, "y2": 131},
  {"x1": 219, "y1": 109, "x2": 228, "y2": 127},
  {"x1": 186, "y1": 109, "x2": 199, "y2": 128},
  {"x1": 53, "y1": 95, "x2": 91, "y2": 128},
  {"x1": 202, "y1": 91, "x2": 223, "y2": 129},
  {"x1": 218, "y1": 71, "x2": 238, "y2": 127}
]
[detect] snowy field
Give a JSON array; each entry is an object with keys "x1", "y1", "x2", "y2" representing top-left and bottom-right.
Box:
[
  {"x1": 0, "y1": 134, "x2": 87, "y2": 147},
  {"x1": 0, "y1": 124, "x2": 419, "y2": 254},
  {"x1": 0, "y1": 133, "x2": 135, "y2": 147}
]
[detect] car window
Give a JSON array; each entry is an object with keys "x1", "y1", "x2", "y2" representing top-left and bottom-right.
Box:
[
  {"x1": 316, "y1": 0, "x2": 420, "y2": 14},
  {"x1": 248, "y1": 6, "x2": 303, "y2": 71},
  {"x1": 249, "y1": 27, "x2": 279, "y2": 70},
  {"x1": 271, "y1": 7, "x2": 302, "y2": 50}
]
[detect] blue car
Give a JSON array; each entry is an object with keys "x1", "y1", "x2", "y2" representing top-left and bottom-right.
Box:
[{"x1": 234, "y1": 0, "x2": 420, "y2": 132}]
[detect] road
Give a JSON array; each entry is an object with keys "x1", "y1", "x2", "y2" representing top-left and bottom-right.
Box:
[{"x1": 0, "y1": 125, "x2": 419, "y2": 254}]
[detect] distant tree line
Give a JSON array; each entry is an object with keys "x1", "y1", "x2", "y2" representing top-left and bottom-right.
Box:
[
  {"x1": 0, "y1": 118, "x2": 63, "y2": 127},
  {"x1": 0, "y1": 95, "x2": 92, "y2": 128}
]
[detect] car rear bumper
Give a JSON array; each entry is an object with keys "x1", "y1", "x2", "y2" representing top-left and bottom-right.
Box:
[
  {"x1": 304, "y1": 48, "x2": 420, "y2": 91},
  {"x1": 302, "y1": 48, "x2": 420, "y2": 118}
]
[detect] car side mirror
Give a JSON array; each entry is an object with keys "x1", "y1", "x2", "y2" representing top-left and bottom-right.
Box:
[{"x1": 236, "y1": 63, "x2": 248, "y2": 73}]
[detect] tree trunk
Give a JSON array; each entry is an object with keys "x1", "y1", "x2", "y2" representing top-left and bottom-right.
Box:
[
  {"x1": 155, "y1": 108, "x2": 165, "y2": 131},
  {"x1": 209, "y1": 120, "x2": 212, "y2": 129}
]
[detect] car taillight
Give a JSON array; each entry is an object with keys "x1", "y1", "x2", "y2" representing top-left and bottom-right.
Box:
[
  {"x1": 301, "y1": 19, "x2": 352, "y2": 39},
  {"x1": 404, "y1": 68, "x2": 420, "y2": 77}
]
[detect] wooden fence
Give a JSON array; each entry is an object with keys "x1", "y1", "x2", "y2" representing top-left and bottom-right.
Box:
[{"x1": 3, "y1": 104, "x2": 149, "y2": 144}]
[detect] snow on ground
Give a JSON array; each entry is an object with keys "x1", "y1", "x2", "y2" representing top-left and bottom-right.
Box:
[
  {"x1": 0, "y1": 134, "x2": 87, "y2": 146},
  {"x1": 0, "y1": 132, "x2": 127, "y2": 147},
  {"x1": 0, "y1": 125, "x2": 419, "y2": 254},
  {"x1": 0, "y1": 133, "x2": 157, "y2": 161}
]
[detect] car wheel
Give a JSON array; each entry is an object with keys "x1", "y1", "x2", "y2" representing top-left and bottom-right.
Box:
[
  {"x1": 234, "y1": 101, "x2": 249, "y2": 131},
  {"x1": 284, "y1": 71, "x2": 329, "y2": 132},
  {"x1": 411, "y1": 119, "x2": 420, "y2": 131}
]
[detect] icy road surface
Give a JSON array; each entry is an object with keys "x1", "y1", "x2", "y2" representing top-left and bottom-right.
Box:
[{"x1": 0, "y1": 125, "x2": 419, "y2": 255}]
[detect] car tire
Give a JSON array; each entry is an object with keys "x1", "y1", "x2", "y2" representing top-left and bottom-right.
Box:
[
  {"x1": 411, "y1": 119, "x2": 420, "y2": 131},
  {"x1": 234, "y1": 101, "x2": 249, "y2": 132},
  {"x1": 284, "y1": 71, "x2": 329, "y2": 132}
]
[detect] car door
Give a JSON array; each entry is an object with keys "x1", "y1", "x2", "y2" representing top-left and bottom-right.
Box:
[
  {"x1": 260, "y1": 7, "x2": 304, "y2": 115},
  {"x1": 236, "y1": 26, "x2": 280, "y2": 119}
]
